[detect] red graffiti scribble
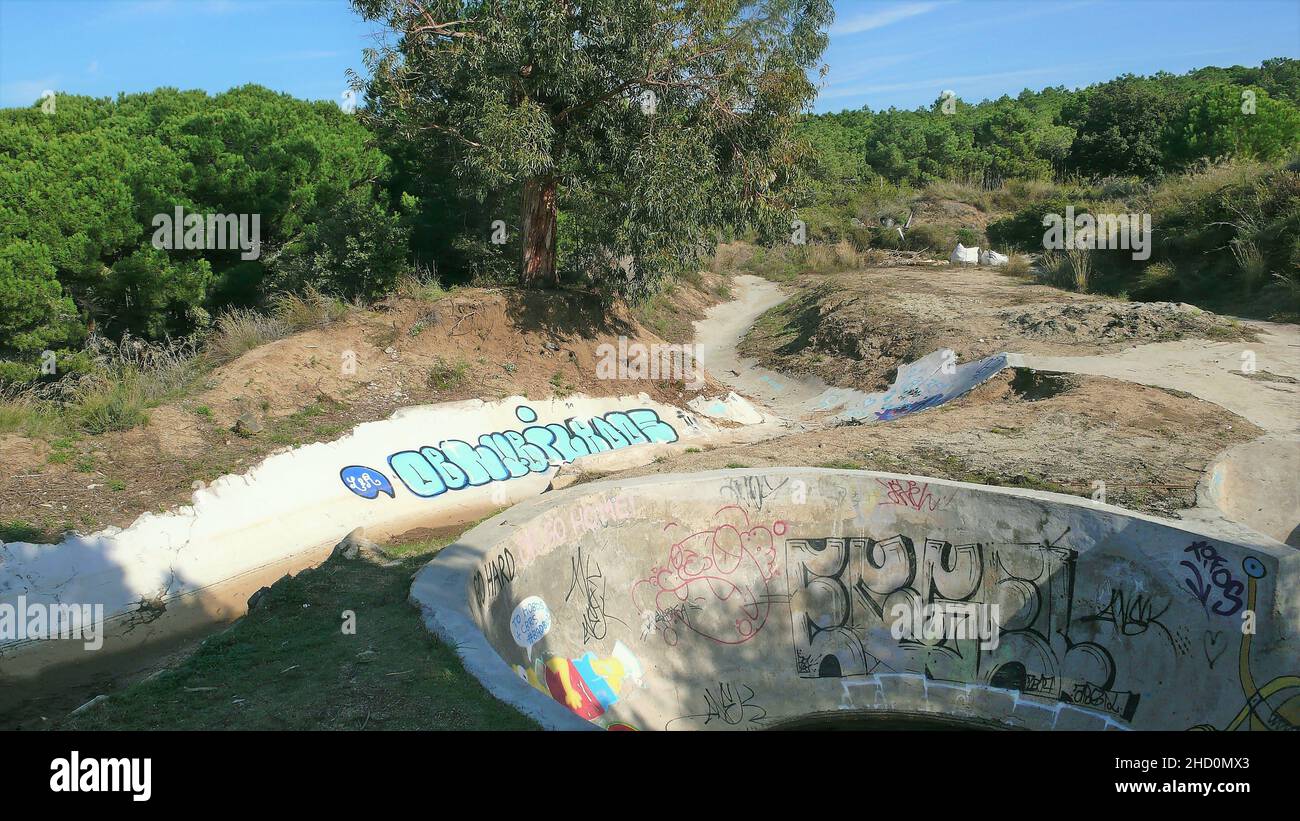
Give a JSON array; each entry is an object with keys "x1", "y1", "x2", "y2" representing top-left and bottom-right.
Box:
[
  {"x1": 632, "y1": 505, "x2": 785, "y2": 646},
  {"x1": 876, "y1": 479, "x2": 943, "y2": 512}
]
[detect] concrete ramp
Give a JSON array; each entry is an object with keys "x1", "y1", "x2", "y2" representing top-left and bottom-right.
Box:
[
  {"x1": 0, "y1": 393, "x2": 754, "y2": 675},
  {"x1": 412, "y1": 468, "x2": 1300, "y2": 731}
]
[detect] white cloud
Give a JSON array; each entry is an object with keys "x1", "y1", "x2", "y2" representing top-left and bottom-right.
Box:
[
  {"x1": 821, "y1": 47, "x2": 943, "y2": 87},
  {"x1": 1, "y1": 76, "x2": 61, "y2": 108},
  {"x1": 821, "y1": 66, "x2": 1074, "y2": 100},
  {"x1": 830, "y1": 2, "x2": 948, "y2": 36},
  {"x1": 256, "y1": 50, "x2": 342, "y2": 63}
]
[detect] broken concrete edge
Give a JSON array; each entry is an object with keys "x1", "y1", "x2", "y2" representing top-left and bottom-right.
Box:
[{"x1": 408, "y1": 466, "x2": 1291, "y2": 732}]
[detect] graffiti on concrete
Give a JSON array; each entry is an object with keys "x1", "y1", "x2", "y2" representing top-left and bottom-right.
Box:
[
  {"x1": 515, "y1": 640, "x2": 643, "y2": 721},
  {"x1": 876, "y1": 478, "x2": 946, "y2": 512},
  {"x1": 666, "y1": 681, "x2": 769, "y2": 729},
  {"x1": 514, "y1": 491, "x2": 640, "y2": 565},
  {"x1": 1180, "y1": 540, "x2": 1245, "y2": 617},
  {"x1": 472, "y1": 546, "x2": 516, "y2": 610},
  {"x1": 786, "y1": 533, "x2": 1141, "y2": 721},
  {"x1": 342, "y1": 404, "x2": 678, "y2": 500},
  {"x1": 834, "y1": 350, "x2": 1008, "y2": 423},
  {"x1": 509, "y1": 596, "x2": 552, "y2": 658},
  {"x1": 639, "y1": 601, "x2": 702, "y2": 641},
  {"x1": 1080, "y1": 588, "x2": 1174, "y2": 644},
  {"x1": 566, "y1": 543, "x2": 625, "y2": 644},
  {"x1": 720, "y1": 475, "x2": 789, "y2": 510},
  {"x1": 1192, "y1": 557, "x2": 1299, "y2": 731},
  {"x1": 339, "y1": 465, "x2": 395, "y2": 499},
  {"x1": 632, "y1": 505, "x2": 787, "y2": 646}
]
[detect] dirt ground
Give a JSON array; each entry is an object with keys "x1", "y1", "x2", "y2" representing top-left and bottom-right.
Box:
[
  {"x1": 0, "y1": 278, "x2": 728, "y2": 541},
  {"x1": 615, "y1": 261, "x2": 1274, "y2": 519},
  {"x1": 609, "y1": 366, "x2": 1260, "y2": 517},
  {"x1": 740, "y1": 265, "x2": 1255, "y2": 394}
]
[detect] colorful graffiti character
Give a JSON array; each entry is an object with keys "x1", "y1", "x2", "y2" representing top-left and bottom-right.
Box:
[{"x1": 515, "y1": 640, "x2": 643, "y2": 720}]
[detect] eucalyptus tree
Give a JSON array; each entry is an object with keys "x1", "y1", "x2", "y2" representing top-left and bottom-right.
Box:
[{"x1": 352, "y1": 0, "x2": 832, "y2": 296}]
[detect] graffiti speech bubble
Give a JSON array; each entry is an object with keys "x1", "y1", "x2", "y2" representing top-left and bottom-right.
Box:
[
  {"x1": 340, "y1": 465, "x2": 395, "y2": 499},
  {"x1": 510, "y1": 596, "x2": 552, "y2": 658}
]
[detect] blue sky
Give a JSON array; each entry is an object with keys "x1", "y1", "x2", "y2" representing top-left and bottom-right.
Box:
[{"x1": 1, "y1": 0, "x2": 1297, "y2": 112}]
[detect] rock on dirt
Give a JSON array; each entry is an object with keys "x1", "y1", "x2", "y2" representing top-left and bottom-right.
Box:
[{"x1": 330, "y1": 527, "x2": 388, "y2": 562}]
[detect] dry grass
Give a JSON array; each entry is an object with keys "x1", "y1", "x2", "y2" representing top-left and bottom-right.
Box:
[
  {"x1": 1067, "y1": 248, "x2": 1093, "y2": 293},
  {"x1": 207, "y1": 309, "x2": 292, "y2": 364},
  {"x1": 271, "y1": 287, "x2": 349, "y2": 331},
  {"x1": 1001, "y1": 253, "x2": 1033, "y2": 277},
  {"x1": 394, "y1": 265, "x2": 450, "y2": 303},
  {"x1": 0, "y1": 335, "x2": 210, "y2": 437}
]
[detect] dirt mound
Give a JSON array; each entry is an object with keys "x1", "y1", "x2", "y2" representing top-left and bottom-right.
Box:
[
  {"x1": 999, "y1": 301, "x2": 1251, "y2": 344},
  {"x1": 914, "y1": 197, "x2": 990, "y2": 231},
  {"x1": 739, "y1": 285, "x2": 942, "y2": 393},
  {"x1": 195, "y1": 286, "x2": 724, "y2": 429}
]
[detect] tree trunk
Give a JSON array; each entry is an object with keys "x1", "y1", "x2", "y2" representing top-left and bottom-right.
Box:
[{"x1": 520, "y1": 176, "x2": 558, "y2": 286}]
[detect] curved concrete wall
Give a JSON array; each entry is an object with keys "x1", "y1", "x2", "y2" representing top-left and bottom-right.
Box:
[
  {"x1": 1203, "y1": 434, "x2": 1300, "y2": 547},
  {"x1": 412, "y1": 469, "x2": 1300, "y2": 731},
  {"x1": 0, "y1": 394, "x2": 728, "y2": 664}
]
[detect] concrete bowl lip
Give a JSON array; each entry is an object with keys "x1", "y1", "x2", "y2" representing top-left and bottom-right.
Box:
[{"x1": 408, "y1": 467, "x2": 1290, "y2": 732}]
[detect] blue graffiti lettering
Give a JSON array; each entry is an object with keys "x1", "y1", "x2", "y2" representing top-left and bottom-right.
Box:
[{"x1": 373, "y1": 406, "x2": 679, "y2": 500}]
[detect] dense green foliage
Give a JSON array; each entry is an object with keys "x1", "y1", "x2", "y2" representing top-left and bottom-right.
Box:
[
  {"x1": 0, "y1": 85, "x2": 407, "y2": 378},
  {"x1": 799, "y1": 58, "x2": 1300, "y2": 191}
]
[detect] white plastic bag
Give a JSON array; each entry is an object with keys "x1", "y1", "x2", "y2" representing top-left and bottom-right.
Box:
[
  {"x1": 980, "y1": 248, "x2": 1008, "y2": 266},
  {"x1": 950, "y1": 243, "x2": 979, "y2": 265}
]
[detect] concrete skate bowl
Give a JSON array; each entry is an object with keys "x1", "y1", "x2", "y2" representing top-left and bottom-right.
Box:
[
  {"x1": 1201, "y1": 434, "x2": 1300, "y2": 547},
  {"x1": 411, "y1": 468, "x2": 1300, "y2": 731}
]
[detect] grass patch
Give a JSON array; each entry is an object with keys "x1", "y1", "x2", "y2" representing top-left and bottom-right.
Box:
[
  {"x1": 549, "y1": 370, "x2": 575, "y2": 394},
  {"x1": 817, "y1": 459, "x2": 866, "y2": 470},
  {"x1": 267, "y1": 400, "x2": 345, "y2": 447},
  {"x1": 428, "y1": 357, "x2": 469, "y2": 392},
  {"x1": 394, "y1": 266, "x2": 449, "y2": 303},
  {"x1": 60, "y1": 527, "x2": 535, "y2": 730},
  {"x1": 0, "y1": 519, "x2": 52, "y2": 543},
  {"x1": 632, "y1": 289, "x2": 695, "y2": 343},
  {"x1": 0, "y1": 388, "x2": 63, "y2": 438},
  {"x1": 914, "y1": 447, "x2": 1077, "y2": 496}
]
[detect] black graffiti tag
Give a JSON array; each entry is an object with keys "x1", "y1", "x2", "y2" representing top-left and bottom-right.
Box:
[
  {"x1": 472, "y1": 547, "x2": 516, "y2": 609},
  {"x1": 667, "y1": 682, "x2": 768, "y2": 729},
  {"x1": 566, "y1": 544, "x2": 623, "y2": 643},
  {"x1": 1082, "y1": 588, "x2": 1175, "y2": 646}
]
